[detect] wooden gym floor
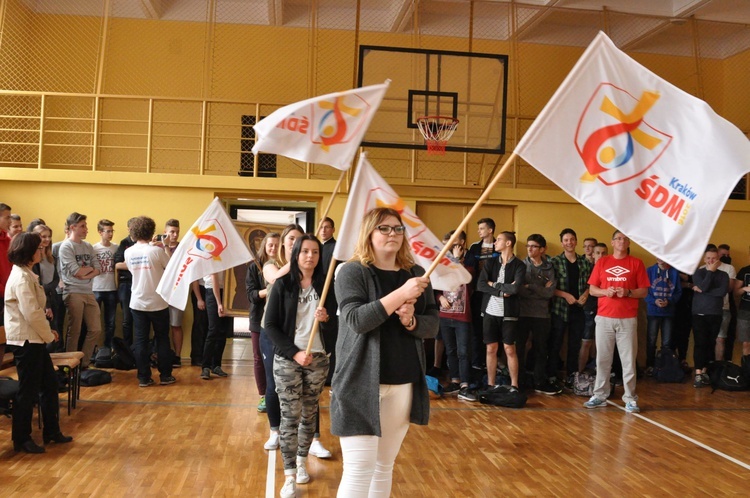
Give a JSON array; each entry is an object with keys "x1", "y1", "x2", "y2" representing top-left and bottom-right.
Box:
[{"x1": 2, "y1": 338, "x2": 749, "y2": 496}]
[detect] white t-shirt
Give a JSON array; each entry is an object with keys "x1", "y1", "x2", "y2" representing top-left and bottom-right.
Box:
[
  {"x1": 125, "y1": 242, "x2": 170, "y2": 311},
  {"x1": 92, "y1": 242, "x2": 118, "y2": 292}
]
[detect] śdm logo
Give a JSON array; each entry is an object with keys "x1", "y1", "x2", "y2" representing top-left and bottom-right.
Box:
[
  {"x1": 312, "y1": 94, "x2": 371, "y2": 152},
  {"x1": 188, "y1": 220, "x2": 228, "y2": 261},
  {"x1": 576, "y1": 83, "x2": 671, "y2": 186}
]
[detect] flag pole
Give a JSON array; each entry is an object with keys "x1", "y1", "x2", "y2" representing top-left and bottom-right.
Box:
[
  {"x1": 423, "y1": 152, "x2": 518, "y2": 280},
  {"x1": 305, "y1": 168, "x2": 347, "y2": 355}
]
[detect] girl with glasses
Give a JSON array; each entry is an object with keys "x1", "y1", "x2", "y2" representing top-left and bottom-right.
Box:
[{"x1": 332, "y1": 207, "x2": 439, "y2": 497}]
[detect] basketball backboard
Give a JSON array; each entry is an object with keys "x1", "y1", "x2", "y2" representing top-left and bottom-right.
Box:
[{"x1": 357, "y1": 45, "x2": 508, "y2": 154}]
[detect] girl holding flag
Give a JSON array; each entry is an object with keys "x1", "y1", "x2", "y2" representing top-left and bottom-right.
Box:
[{"x1": 332, "y1": 207, "x2": 439, "y2": 497}]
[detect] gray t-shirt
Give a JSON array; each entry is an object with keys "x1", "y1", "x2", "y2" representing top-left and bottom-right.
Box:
[
  {"x1": 59, "y1": 239, "x2": 101, "y2": 295},
  {"x1": 294, "y1": 285, "x2": 324, "y2": 353}
]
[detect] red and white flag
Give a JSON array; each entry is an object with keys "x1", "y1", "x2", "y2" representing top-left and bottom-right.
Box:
[
  {"x1": 333, "y1": 154, "x2": 471, "y2": 291},
  {"x1": 515, "y1": 31, "x2": 750, "y2": 274},
  {"x1": 157, "y1": 197, "x2": 252, "y2": 310},
  {"x1": 252, "y1": 81, "x2": 390, "y2": 171}
]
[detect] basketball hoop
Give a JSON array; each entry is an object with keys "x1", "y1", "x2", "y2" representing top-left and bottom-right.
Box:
[{"x1": 417, "y1": 116, "x2": 459, "y2": 155}]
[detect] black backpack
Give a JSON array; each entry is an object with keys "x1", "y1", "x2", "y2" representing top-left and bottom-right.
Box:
[
  {"x1": 707, "y1": 361, "x2": 750, "y2": 392},
  {"x1": 111, "y1": 337, "x2": 136, "y2": 371},
  {"x1": 478, "y1": 390, "x2": 527, "y2": 409},
  {"x1": 94, "y1": 346, "x2": 115, "y2": 369},
  {"x1": 654, "y1": 348, "x2": 685, "y2": 383},
  {"x1": 80, "y1": 368, "x2": 112, "y2": 387}
]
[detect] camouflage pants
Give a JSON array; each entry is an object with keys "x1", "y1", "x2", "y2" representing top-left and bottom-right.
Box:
[{"x1": 274, "y1": 353, "x2": 330, "y2": 470}]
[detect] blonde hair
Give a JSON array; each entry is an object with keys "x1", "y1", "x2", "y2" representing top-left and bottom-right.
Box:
[
  {"x1": 351, "y1": 207, "x2": 415, "y2": 270},
  {"x1": 32, "y1": 224, "x2": 54, "y2": 264}
]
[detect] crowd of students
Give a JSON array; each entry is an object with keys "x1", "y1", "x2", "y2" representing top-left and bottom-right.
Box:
[
  {"x1": 3, "y1": 201, "x2": 749, "y2": 497},
  {"x1": 430, "y1": 217, "x2": 750, "y2": 411}
]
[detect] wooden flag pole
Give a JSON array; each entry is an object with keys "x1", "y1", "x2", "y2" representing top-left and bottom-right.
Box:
[
  {"x1": 423, "y1": 152, "x2": 518, "y2": 280},
  {"x1": 305, "y1": 168, "x2": 347, "y2": 355}
]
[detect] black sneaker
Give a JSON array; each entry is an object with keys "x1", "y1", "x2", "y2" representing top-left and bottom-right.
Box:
[
  {"x1": 212, "y1": 366, "x2": 228, "y2": 377},
  {"x1": 535, "y1": 381, "x2": 562, "y2": 395},
  {"x1": 139, "y1": 378, "x2": 155, "y2": 388},
  {"x1": 200, "y1": 368, "x2": 211, "y2": 380},
  {"x1": 457, "y1": 387, "x2": 478, "y2": 402},
  {"x1": 159, "y1": 376, "x2": 176, "y2": 385},
  {"x1": 172, "y1": 356, "x2": 182, "y2": 368},
  {"x1": 444, "y1": 382, "x2": 461, "y2": 395}
]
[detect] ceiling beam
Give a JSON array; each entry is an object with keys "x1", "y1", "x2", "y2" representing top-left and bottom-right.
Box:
[
  {"x1": 672, "y1": 0, "x2": 713, "y2": 18},
  {"x1": 138, "y1": 0, "x2": 161, "y2": 19},
  {"x1": 390, "y1": 0, "x2": 415, "y2": 33},
  {"x1": 619, "y1": 19, "x2": 674, "y2": 51},
  {"x1": 267, "y1": 0, "x2": 283, "y2": 26},
  {"x1": 515, "y1": 0, "x2": 565, "y2": 40}
]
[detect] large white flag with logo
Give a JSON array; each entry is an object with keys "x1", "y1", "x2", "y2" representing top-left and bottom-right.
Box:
[
  {"x1": 515, "y1": 31, "x2": 750, "y2": 274},
  {"x1": 252, "y1": 81, "x2": 390, "y2": 171},
  {"x1": 157, "y1": 197, "x2": 253, "y2": 310},
  {"x1": 333, "y1": 154, "x2": 471, "y2": 291}
]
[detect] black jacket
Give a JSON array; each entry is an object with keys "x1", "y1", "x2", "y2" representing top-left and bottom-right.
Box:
[
  {"x1": 265, "y1": 271, "x2": 337, "y2": 360},
  {"x1": 477, "y1": 256, "x2": 526, "y2": 318},
  {"x1": 245, "y1": 262, "x2": 266, "y2": 332}
]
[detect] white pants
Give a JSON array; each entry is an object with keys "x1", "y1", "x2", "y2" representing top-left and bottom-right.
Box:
[
  {"x1": 337, "y1": 383, "x2": 413, "y2": 498},
  {"x1": 593, "y1": 316, "x2": 638, "y2": 403}
]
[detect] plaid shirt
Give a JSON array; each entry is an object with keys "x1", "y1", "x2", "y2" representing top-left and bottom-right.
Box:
[{"x1": 550, "y1": 252, "x2": 593, "y2": 321}]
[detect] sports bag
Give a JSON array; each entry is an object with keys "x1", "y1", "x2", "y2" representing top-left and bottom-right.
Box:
[
  {"x1": 573, "y1": 371, "x2": 594, "y2": 397},
  {"x1": 80, "y1": 368, "x2": 112, "y2": 387},
  {"x1": 655, "y1": 348, "x2": 685, "y2": 383},
  {"x1": 707, "y1": 361, "x2": 749, "y2": 392},
  {"x1": 111, "y1": 337, "x2": 136, "y2": 371},
  {"x1": 94, "y1": 346, "x2": 115, "y2": 369},
  {"x1": 478, "y1": 390, "x2": 527, "y2": 409}
]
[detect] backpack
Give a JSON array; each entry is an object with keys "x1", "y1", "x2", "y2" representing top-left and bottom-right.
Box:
[
  {"x1": 707, "y1": 361, "x2": 750, "y2": 392},
  {"x1": 572, "y1": 371, "x2": 594, "y2": 397},
  {"x1": 80, "y1": 368, "x2": 112, "y2": 387},
  {"x1": 425, "y1": 375, "x2": 443, "y2": 399},
  {"x1": 478, "y1": 390, "x2": 527, "y2": 409},
  {"x1": 94, "y1": 346, "x2": 115, "y2": 369},
  {"x1": 654, "y1": 348, "x2": 685, "y2": 383},
  {"x1": 111, "y1": 337, "x2": 136, "y2": 371}
]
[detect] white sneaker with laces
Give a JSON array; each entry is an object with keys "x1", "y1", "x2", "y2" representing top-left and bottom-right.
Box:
[
  {"x1": 309, "y1": 439, "x2": 332, "y2": 459},
  {"x1": 280, "y1": 476, "x2": 296, "y2": 498},
  {"x1": 264, "y1": 431, "x2": 280, "y2": 450},
  {"x1": 296, "y1": 456, "x2": 310, "y2": 484}
]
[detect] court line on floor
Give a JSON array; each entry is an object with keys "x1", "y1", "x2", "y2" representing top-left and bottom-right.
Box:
[
  {"x1": 606, "y1": 400, "x2": 750, "y2": 471},
  {"x1": 266, "y1": 448, "x2": 276, "y2": 498}
]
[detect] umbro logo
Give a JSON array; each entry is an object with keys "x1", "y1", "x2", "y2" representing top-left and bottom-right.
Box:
[{"x1": 605, "y1": 266, "x2": 630, "y2": 277}]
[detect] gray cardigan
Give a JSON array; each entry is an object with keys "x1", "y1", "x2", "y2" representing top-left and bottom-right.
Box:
[{"x1": 330, "y1": 261, "x2": 439, "y2": 437}]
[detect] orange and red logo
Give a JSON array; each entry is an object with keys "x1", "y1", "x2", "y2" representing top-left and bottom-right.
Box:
[
  {"x1": 188, "y1": 219, "x2": 229, "y2": 261},
  {"x1": 576, "y1": 83, "x2": 672, "y2": 186}
]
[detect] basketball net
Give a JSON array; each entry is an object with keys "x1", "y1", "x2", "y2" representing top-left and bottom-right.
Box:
[{"x1": 417, "y1": 116, "x2": 459, "y2": 155}]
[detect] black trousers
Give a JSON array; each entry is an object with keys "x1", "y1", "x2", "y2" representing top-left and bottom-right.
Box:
[
  {"x1": 202, "y1": 290, "x2": 231, "y2": 369},
  {"x1": 12, "y1": 341, "x2": 61, "y2": 444},
  {"x1": 190, "y1": 284, "x2": 209, "y2": 365}
]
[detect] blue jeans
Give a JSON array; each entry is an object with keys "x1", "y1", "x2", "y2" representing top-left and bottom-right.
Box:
[
  {"x1": 132, "y1": 308, "x2": 172, "y2": 381},
  {"x1": 440, "y1": 318, "x2": 472, "y2": 384},
  {"x1": 95, "y1": 290, "x2": 118, "y2": 349},
  {"x1": 118, "y1": 283, "x2": 133, "y2": 346},
  {"x1": 646, "y1": 315, "x2": 674, "y2": 368}
]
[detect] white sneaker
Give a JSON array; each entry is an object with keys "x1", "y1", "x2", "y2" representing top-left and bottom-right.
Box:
[
  {"x1": 280, "y1": 476, "x2": 296, "y2": 498},
  {"x1": 309, "y1": 439, "x2": 332, "y2": 459},
  {"x1": 264, "y1": 431, "x2": 279, "y2": 450},
  {"x1": 296, "y1": 456, "x2": 310, "y2": 484}
]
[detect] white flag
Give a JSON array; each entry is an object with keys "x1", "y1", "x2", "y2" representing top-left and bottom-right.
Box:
[
  {"x1": 157, "y1": 197, "x2": 252, "y2": 310},
  {"x1": 333, "y1": 154, "x2": 471, "y2": 291},
  {"x1": 515, "y1": 31, "x2": 750, "y2": 274},
  {"x1": 252, "y1": 81, "x2": 390, "y2": 171}
]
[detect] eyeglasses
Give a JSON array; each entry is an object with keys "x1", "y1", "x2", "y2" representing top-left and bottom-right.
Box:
[
  {"x1": 526, "y1": 244, "x2": 541, "y2": 249},
  {"x1": 376, "y1": 225, "x2": 406, "y2": 235}
]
